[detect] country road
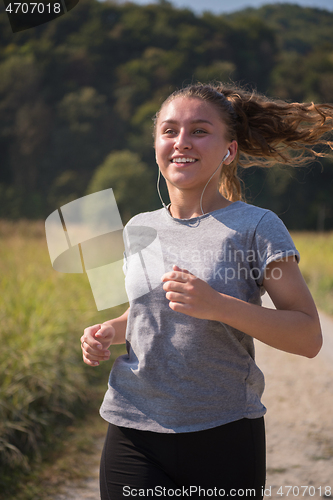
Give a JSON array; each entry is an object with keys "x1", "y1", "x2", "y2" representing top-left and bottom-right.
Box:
[
  {"x1": 52, "y1": 295, "x2": 333, "y2": 499},
  {"x1": 257, "y1": 294, "x2": 333, "y2": 498}
]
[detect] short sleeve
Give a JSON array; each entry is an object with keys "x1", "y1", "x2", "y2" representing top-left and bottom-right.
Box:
[{"x1": 251, "y1": 211, "x2": 300, "y2": 286}]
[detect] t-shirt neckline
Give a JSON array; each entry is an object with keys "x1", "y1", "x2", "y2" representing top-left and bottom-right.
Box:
[{"x1": 163, "y1": 200, "x2": 243, "y2": 223}]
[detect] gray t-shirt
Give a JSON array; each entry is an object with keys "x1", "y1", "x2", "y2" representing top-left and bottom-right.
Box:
[{"x1": 100, "y1": 201, "x2": 300, "y2": 433}]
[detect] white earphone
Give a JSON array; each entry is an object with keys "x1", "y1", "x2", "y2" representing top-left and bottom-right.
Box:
[{"x1": 222, "y1": 150, "x2": 230, "y2": 162}]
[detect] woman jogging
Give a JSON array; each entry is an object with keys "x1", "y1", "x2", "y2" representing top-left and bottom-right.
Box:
[{"x1": 80, "y1": 83, "x2": 333, "y2": 499}]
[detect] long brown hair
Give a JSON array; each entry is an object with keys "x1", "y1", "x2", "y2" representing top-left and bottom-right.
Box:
[{"x1": 153, "y1": 83, "x2": 333, "y2": 201}]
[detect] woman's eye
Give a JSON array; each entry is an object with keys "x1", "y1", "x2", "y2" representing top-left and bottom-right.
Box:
[{"x1": 161, "y1": 128, "x2": 207, "y2": 135}]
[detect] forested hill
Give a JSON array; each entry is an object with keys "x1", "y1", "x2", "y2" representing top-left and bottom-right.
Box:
[
  {"x1": 227, "y1": 3, "x2": 333, "y2": 102},
  {"x1": 230, "y1": 3, "x2": 333, "y2": 51},
  {"x1": 0, "y1": 0, "x2": 332, "y2": 229}
]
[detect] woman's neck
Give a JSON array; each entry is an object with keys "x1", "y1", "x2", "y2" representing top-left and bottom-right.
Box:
[{"x1": 167, "y1": 189, "x2": 232, "y2": 219}]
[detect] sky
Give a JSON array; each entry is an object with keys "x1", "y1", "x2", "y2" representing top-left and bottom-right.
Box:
[{"x1": 110, "y1": 0, "x2": 333, "y2": 14}]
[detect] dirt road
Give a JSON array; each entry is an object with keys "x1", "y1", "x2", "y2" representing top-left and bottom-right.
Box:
[{"x1": 256, "y1": 294, "x2": 333, "y2": 499}]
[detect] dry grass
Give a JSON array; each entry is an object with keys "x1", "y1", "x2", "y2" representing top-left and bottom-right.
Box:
[
  {"x1": 291, "y1": 231, "x2": 333, "y2": 315},
  {"x1": 0, "y1": 220, "x2": 127, "y2": 499}
]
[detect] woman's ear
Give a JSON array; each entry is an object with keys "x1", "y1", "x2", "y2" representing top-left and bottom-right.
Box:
[{"x1": 225, "y1": 140, "x2": 238, "y2": 164}]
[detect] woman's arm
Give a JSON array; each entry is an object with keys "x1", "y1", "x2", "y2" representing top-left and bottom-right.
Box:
[
  {"x1": 162, "y1": 261, "x2": 322, "y2": 358},
  {"x1": 101, "y1": 307, "x2": 129, "y2": 345},
  {"x1": 81, "y1": 307, "x2": 129, "y2": 367},
  {"x1": 216, "y1": 258, "x2": 322, "y2": 358}
]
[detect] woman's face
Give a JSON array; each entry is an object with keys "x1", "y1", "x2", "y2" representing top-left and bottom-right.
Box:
[{"x1": 154, "y1": 97, "x2": 237, "y2": 193}]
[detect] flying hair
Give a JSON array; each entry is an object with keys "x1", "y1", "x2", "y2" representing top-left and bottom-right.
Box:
[{"x1": 153, "y1": 82, "x2": 333, "y2": 202}]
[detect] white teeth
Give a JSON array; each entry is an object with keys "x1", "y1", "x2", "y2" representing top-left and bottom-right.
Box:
[{"x1": 172, "y1": 158, "x2": 196, "y2": 163}]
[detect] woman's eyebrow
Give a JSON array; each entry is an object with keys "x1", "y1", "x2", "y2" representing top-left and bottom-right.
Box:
[{"x1": 160, "y1": 119, "x2": 214, "y2": 126}]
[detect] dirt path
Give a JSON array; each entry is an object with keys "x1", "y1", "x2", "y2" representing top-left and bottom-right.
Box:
[
  {"x1": 53, "y1": 297, "x2": 333, "y2": 499},
  {"x1": 51, "y1": 438, "x2": 102, "y2": 500},
  {"x1": 256, "y1": 294, "x2": 333, "y2": 499}
]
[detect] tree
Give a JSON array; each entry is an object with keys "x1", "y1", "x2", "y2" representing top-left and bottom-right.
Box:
[{"x1": 87, "y1": 150, "x2": 155, "y2": 223}]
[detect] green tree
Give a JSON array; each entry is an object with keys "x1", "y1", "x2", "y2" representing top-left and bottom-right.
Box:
[
  {"x1": 87, "y1": 150, "x2": 155, "y2": 223},
  {"x1": 57, "y1": 86, "x2": 106, "y2": 133}
]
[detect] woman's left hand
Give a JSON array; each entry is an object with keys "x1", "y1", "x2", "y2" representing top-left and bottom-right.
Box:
[{"x1": 161, "y1": 265, "x2": 221, "y2": 320}]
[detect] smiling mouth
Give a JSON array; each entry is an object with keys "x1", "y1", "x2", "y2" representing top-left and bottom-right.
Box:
[{"x1": 171, "y1": 157, "x2": 198, "y2": 164}]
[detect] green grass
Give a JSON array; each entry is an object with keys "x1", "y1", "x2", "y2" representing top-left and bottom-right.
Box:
[
  {"x1": 0, "y1": 219, "x2": 127, "y2": 499},
  {"x1": 291, "y1": 231, "x2": 333, "y2": 316}
]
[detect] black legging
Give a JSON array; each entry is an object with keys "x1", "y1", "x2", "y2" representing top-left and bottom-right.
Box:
[{"x1": 100, "y1": 417, "x2": 266, "y2": 499}]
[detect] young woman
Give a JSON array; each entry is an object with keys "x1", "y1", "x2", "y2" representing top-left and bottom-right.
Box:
[{"x1": 80, "y1": 83, "x2": 333, "y2": 499}]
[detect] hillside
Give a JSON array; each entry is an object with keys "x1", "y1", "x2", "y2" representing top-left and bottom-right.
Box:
[{"x1": 0, "y1": 0, "x2": 332, "y2": 229}]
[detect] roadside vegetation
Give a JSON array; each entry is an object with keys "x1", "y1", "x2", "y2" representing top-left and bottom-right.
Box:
[
  {"x1": 0, "y1": 220, "x2": 127, "y2": 500},
  {"x1": 291, "y1": 231, "x2": 333, "y2": 316}
]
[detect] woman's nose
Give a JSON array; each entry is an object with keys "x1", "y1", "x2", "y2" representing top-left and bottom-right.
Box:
[{"x1": 174, "y1": 130, "x2": 192, "y2": 150}]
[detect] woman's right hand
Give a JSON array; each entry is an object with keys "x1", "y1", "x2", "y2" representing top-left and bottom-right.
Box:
[{"x1": 80, "y1": 323, "x2": 115, "y2": 367}]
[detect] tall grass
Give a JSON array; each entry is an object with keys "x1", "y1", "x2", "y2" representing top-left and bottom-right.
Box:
[
  {"x1": 0, "y1": 220, "x2": 126, "y2": 493},
  {"x1": 291, "y1": 232, "x2": 333, "y2": 316}
]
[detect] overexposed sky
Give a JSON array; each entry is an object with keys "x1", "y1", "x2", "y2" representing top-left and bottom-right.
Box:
[{"x1": 108, "y1": 0, "x2": 333, "y2": 14}]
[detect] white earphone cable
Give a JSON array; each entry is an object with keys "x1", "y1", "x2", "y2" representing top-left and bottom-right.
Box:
[
  {"x1": 157, "y1": 167, "x2": 168, "y2": 210},
  {"x1": 199, "y1": 150, "x2": 230, "y2": 215}
]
